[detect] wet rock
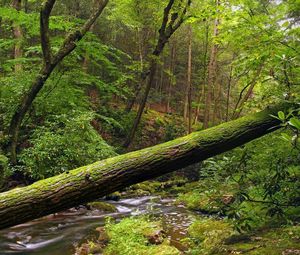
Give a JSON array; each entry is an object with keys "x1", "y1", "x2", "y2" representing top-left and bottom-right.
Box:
[
  {"x1": 96, "y1": 227, "x2": 110, "y2": 244},
  {"x1": 87, "y1": 202, "x2": 117, "y2": 212},
  {"x1": 283, "y1": 249, "x2": 300, "y2": 255},
  {"x1": 145, "y1": 229, "x2": 166, "y2": 245},
  {"x1": 105, "y1": 192, "x2": 121, "y2": 201},
  {"x1": 75, "y1": 243, "x2": 89, "y2": 255},
  {"x1": 75, "y1": 242, "x2": 104, "y2": 255},
  {"x1": 224, "y1": 234, "x2": 251, "y2": 245},
  {"x1": 222, "y1": 194, "x2": 235, "y2": 205}
]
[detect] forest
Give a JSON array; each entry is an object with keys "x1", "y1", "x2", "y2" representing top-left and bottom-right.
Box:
[{"x1": 0, "y1": 0, "x2": 299, "y2": 254}]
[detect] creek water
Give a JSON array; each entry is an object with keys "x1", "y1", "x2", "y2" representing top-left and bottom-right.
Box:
[{"x1": 0, "y1": 196, "x2": 196, "y2": 255}]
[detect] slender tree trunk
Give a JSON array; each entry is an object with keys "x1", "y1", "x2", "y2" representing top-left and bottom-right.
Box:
[
  {"x1": 212, "y1": 80, "x2": 221, "y2": 125},
  {"x1": 187, "y1": 26, "x2": 193, "y2": 133},
  {"x1": 233, "y1": 63, "x2": 264, "y2": 119},
  {"x1": 24, "y1": 0, "x2": 28, "y2": 13},
  {"x1": 184, "y1": 26, "x2": 192, "y2": 124},
  {"x1": 124, "y1": 60, "x2": 158, "y2": 147},
  {"x1": 9, "y1": 64, "x2": 55, "y2": 164},
  {"x1": 226, "y1": 64, "x2": 233, "y2": 121},
  {"x1": 203, "y1": 0, "x2": 219, "y2": 129},
  {"x1": 0, "y1": 103, "x2": 294, "y2": 230},
  {"x1": 194, "y1": 23, "x2": 209, "y2": 124},
  {"x1": 125, "y1": 28, "x2": 147, "y2": 113},
  {"x1": 12, "y1": 0, "x2": 23, "y2": 72},
  {"x1": 82, "y1": 0, "x2": 100, "y2": 72},
  {"x1": 166, "y1": 41, "x2": 176, "y2": 113}
]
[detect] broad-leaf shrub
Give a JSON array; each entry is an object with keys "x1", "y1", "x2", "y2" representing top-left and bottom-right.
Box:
[{"x1": 19, "y1": 112, "x2": 116, "y2": 179}]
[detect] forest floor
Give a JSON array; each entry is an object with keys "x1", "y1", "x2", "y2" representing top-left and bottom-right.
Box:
[{"x1": 75, "y1": 180, "x2": 300, "y2": 255}]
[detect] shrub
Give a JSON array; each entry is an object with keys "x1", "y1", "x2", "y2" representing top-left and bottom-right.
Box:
[{"x1": 19, "y1": 112, "x2": 116, "y2": 179}]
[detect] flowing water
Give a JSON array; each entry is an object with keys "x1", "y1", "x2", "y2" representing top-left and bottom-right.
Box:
[{"x1": 0, "y1": 196, "x2": 196, "y2": 255}]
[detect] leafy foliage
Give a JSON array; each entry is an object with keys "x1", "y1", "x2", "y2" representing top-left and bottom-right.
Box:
[{"x1": 19, "y1": 112, "x2": 116, "y2": 179}]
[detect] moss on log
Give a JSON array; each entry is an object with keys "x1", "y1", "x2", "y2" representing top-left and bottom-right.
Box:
[{"x1": 0, "y1": 103, "x2": 295, "y2": 229}]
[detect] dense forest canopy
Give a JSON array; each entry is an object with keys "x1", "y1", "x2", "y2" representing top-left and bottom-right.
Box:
[
  {"x1": 0, "y1": 0, "x2": 299, "y2": 254},
  {"x1": 0, "y1": 0, "x2": 298, "y2": 165}
]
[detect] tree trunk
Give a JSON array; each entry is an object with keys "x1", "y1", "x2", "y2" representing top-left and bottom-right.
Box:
[
  {"x1": 187, "y1": 26, "x2": 193, "y2": 133},
  {"x1": 12, "y1": 0, "x2": 23, "y2": 72},
  {"x1": 0, "y1": 103, "x2": 294, "y2": 230},
  {"x1": 124, "y1": 0, "x2": 192, "y2": 147},
  {"x1": 226, "y1": 64, "x2": 233, "y2": 121},
  {"x1": 194, "y1": 23, "x2": 209, "y2": 124},
  {"x1": 125, "y1": 28, "x2": 147, "y2": 113},
  {"x1": 166, "y1": 41, "x2": 176, "y2": 113},
  {"x1": 123, "y1": 60, "x2": 158, "y2": 147},
  {"x1": 203, "y1": 0, "x2": 220, "y2": 129},
  {"x1": 9, "y1": 64, "x2": 56, "y2": 164},
  {"x1": 212, "y1": 80, "x2": 221, "y2": 125},
  {"x1": 184, "y1": 26, "x2": 192, "y2": 126}
]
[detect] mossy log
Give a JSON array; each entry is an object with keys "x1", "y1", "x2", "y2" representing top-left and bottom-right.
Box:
[{"x1": 0, "y1": 103, "x2": 295, "y2": 229}]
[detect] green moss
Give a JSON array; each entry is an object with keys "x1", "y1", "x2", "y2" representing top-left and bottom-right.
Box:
[
  {"x1": 103, "y1": 217, "x2": 180, "y2": 255},
  {"x1": 122, "y1": 179, "x2": 188, "y2": 198},
  {"x1": 0, "y1": 103, "x2": 293, "y2": 229},
  {"x1": 87, "y1": 202, "x2": 117, "y2": 212},
  {"x1": 75, "y1": 241, "x2": 104, "y2": 255},
  {"x1": 185, "y1": 218, "x2": 235, "y2": 255},
  {"x1": 176, "y1": 181, "x2": 236, "y2": 213},
  {"x1": 223, "y1": 225, "x2": 300, "y2": 255}
]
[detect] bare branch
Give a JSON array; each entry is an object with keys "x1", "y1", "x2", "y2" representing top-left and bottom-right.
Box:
[
  {"x1": 52, "y1": 0, "x2": 109, "y2": 65},
  {"x1": 40, "y1": 0, "x2": 56, "y2": 66}
]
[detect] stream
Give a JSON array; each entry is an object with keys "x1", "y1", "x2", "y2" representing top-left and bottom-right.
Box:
[{"x1": 0, "y1": 196, "x2": 197, "y2": 255}]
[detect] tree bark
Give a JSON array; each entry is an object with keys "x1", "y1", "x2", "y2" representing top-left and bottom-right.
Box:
[
  {"x1": 12, "y1": 0, "x2": 23, "y2": 72},
  {"x1": 226, "y1": 63, "x2": 233, "y2": 121},
  {"x1": 0, "y1": 103, "x2": 295, "y2": 230},
  {"x1": 186, "y1": 26, "x2": 193, "y2": 133},
  {"x1": 125, "y1": 27, "x2": 148, "y2": 113},
  {"x1": 194, "y1": 23, "x2": 209, "y2": 124},
  {"x1": 166, "y1": 40, "x2": 176, "y2": 113},
  {"x1": 203, "y1": 0, "x2": 220, "y2": 129}
]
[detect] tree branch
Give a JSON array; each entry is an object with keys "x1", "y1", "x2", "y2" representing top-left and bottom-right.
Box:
[
  {"x1": 40, "y1": 0, "x2": 56, "y2": 66},
  {"x1": 160, "y1": 0, "x2": 175, "y2": 36},
  {"x1": 170, "y1": 0, "x2": 192, "y2": 34},
  {"x1": 52, "y1": 0, "x2": 109, "y2": 65}
]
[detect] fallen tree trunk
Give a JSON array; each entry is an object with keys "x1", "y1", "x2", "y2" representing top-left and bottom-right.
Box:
[{"x1": 0, "y1": 103, "x2": 294, "y2": 229}]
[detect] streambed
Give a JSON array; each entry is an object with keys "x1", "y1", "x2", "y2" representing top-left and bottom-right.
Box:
[{"x1": 0, "y1": 196, "x2": 196, "y2": 255}]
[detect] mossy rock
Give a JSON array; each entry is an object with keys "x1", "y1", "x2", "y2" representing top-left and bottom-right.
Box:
[
  {"x1": 104, "y1": 217, "x2": 180, "y2": 255},
  {"x1": 87, "y1": 202, "x2": 117, "y2": 213},
  {"x1": 105, "y1": 191, "x2": 121, "y2": 201},
  {"x1": 176, "y1": 191, "x2": 224, "y2": 213},
  {"x1": 186, "y1": 218, "x2": 236, "y2": 254},
  {"x1": 75, "y1": 241, "x2": 104, "y2": 255}
]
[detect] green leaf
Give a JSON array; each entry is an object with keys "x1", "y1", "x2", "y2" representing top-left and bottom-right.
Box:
[
  {"x1": 289, "y1": 117, "x2": 300, "y2": 130},
  {"x1": 278, "y1": 111, "x2": 285, "y2": 121},
  {"x1": 281, "y1": 133, "x2": 291, "y2": 142}
]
